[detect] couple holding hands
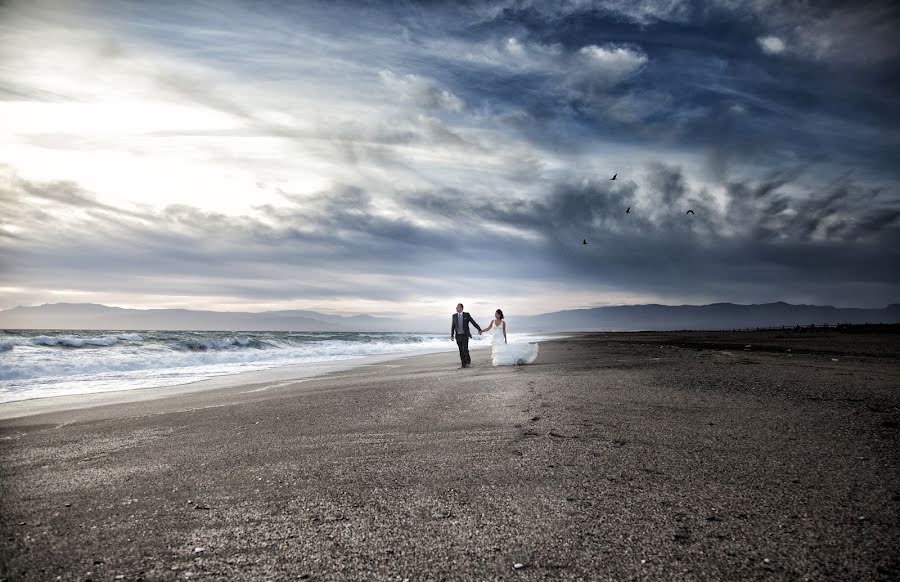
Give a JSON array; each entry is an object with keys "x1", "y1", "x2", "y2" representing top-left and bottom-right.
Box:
[{"x1": 451, "y1": 303, "x2": 539, "y2": 368}]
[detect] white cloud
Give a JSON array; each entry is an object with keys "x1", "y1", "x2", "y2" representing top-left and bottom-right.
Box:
[
  {"x1": 451, "y1": 37, "x2": 648, "y2": 104},
  {"x1": 378, "y1": 70, "x2": 464, "y2": 112},
  {"x1": 757, "y1": 35, "x2": 786, "y2": 54},
  {"x1": 456, "y1": 37, "x2": 563, "y2": 72},
  {"x1": 577, "y1": 45, "x2": 648, "y2": 84}
]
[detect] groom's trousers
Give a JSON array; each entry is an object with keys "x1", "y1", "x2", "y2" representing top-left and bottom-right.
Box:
[{"x1": 455, "y1": 333, "x2": 471, "y2": 366}]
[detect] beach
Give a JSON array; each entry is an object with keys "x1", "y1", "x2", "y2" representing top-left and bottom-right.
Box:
[{"x1": 1, "y1": 331, "x2": 898, "y2": 580}]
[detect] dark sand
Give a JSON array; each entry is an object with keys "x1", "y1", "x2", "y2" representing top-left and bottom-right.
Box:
[{"x1": 1, "y1": 332, "x2": 898, "y2": 581}]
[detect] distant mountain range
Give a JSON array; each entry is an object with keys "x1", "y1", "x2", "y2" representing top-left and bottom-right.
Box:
[
  {"x1": 1, "y1": 301, "x2": 898, "y2": 332},
  {"x1": 518, "y1": 302, "x2": 900, "y2": 332},
  {"x1": 0, "y1": 303, "x2": 387, "y2": 332}
]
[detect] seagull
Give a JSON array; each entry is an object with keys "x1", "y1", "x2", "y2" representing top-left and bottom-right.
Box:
[
  {"x1": 626, "y1": 206, "x2": 631, "y2": 213},
  {"x1": 686, "y1": 209, "x2": 695, "y2": 215},
  {"x1": 582, "y1": 239, "x2": 588, "y2": 245},
  {"x1": 610, "y1": 173, "x2": 617, "y2": 180}
]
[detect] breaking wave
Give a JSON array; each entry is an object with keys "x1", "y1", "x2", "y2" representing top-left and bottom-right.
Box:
[
  {"x1": 0, "y1": 330, "x2": 514, "y2": 403},
  {"x1": 30, "y1": 333, "x2": 143, "y2": 348}
]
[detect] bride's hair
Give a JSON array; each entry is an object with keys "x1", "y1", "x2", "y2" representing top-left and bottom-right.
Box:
[{"x1": 495, "y1": 308, "x2": 504, "y2": 320}]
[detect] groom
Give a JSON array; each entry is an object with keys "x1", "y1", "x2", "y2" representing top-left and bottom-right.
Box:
[{"x1": 451, "y1": 303, "x2": 481, "y2": 368}]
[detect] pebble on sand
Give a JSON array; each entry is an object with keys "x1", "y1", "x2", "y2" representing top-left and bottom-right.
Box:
[
  {"x1": 514, "y1": 563, "x2": 524, "y2": 569},
  {"x1": 194, "y1": 546, "x2": 205, "y2": 553}
]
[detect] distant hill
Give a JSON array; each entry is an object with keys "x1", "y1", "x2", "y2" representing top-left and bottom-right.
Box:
[
  {"x1": 0, "y1": 303, "x2": 394, "y2": 332},
  {"x1": 0, "y1": 301, "x2": 897, "y2": 332},
  {"x1": 516, "y1": 302, "x2": 900, "y2": 332}
]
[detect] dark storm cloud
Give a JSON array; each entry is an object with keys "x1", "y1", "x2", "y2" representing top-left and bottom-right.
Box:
[
  {"x1": 404, "y1": 162, "x2": 900, "y2": 305},
  {"x1": 3, "y1": 154, "x2": 898, "y2": 306},
  {"x1": 0, "y1": 172, "x2": 460, "y2": 302}
]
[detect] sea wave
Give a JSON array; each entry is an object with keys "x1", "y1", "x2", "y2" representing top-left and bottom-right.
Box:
[
  {"x1": 0, "y1": 330, "x2": 542, "y2": 404},
  {"x1": 29, "y1": 334, "x2": 143, "y2": 348},
  {"x1": 0, "y1": 331, "x2": 460, "y2": 386},
  {"x1": 174, "y1": 337, "x2": 263, "y2": 351}
]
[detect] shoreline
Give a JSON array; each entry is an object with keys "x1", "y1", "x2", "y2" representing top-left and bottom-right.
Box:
[
  {"x1": 0, "y1": 343, "x2": 499, "y2": 422},
  {"x1": 0, "y1": 332, "x2": 559, "y2": 421}
]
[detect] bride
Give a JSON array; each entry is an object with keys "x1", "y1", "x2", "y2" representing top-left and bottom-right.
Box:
[{"x1": 481, "y1": 309, "x2": 539, "y2": 366}]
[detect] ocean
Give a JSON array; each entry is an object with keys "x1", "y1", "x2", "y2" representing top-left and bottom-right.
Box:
[{"x1": 0, "y1": 329, "x2": 511, "y2": 404}]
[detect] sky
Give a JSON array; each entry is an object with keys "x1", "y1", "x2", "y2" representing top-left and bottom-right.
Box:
[{"x1": 0, "y1": 0, "x2": 898, "y2": 318}]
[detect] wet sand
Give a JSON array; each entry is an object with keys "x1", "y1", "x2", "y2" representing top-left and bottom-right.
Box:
[{"x1": 1, "y1": 332, "x2": 898, "y2": 580}]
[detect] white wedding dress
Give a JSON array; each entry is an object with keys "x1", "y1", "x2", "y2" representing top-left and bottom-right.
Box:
[{"x1": 488, "y1": 320, "x2": 539, "y2": 366}]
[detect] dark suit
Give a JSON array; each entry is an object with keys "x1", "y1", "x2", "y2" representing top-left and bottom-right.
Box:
[{"x1": 451, "y1": 312, "x2": 482, "y2": 366}]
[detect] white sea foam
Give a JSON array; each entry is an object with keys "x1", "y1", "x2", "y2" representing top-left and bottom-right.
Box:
[{"x1": 0, "y1": 330, "x2": 549, "y2": 404}]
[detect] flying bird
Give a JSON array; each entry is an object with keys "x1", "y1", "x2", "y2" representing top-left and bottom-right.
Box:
[
  {"x1": 626, "y1": 206, "x2": 631, "y2": 214},
  {"x1": 686, "y1": 209, "x2": 695, "y2": 215},
  {"x1": 582, "y1": 239, "x2": 588, "y2": 245},
  {"x1": 610, "y1": 173, "x2": 617, "y2": 180}
]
